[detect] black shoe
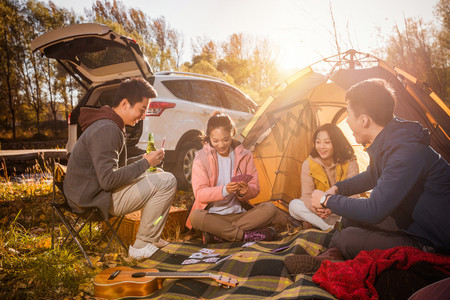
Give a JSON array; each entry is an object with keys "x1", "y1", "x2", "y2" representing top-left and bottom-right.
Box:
[{"x1": 284, "y1": 255, "x2": 322, "y2": 274}]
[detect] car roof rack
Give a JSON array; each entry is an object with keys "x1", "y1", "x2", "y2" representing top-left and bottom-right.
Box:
[{"x1": 156, "y1": 71, "x2": 227, "y2": 83}]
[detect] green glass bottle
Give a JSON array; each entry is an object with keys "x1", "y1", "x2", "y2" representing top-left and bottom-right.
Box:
[{"x1": 146, "y1": 133, "x2": 157, "y2": 172}]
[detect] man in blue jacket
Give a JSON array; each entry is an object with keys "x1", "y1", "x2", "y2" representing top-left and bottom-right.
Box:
[{"x1": 311, "y1": 78, "x2": 450, "y2": 259}]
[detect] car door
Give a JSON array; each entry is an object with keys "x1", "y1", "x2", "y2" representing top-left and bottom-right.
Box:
[
  {"x1": 31, "y1": 23, "x2": 155, "y2": 153},
  {"x1": 218, "y1": 83, "x2": 258, "y2": 136},
  {"x1": 31, "y1": 23, "x2": 154, "y2": 88},
  {"x1": 189, "y1": 80, "x2": 227, "y2": 128}
]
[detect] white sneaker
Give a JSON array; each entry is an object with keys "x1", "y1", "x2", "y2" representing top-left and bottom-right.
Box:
[
  {"x1": 153, "y1": 238, "x2": 169, "y2": 248},
  {"x1": 129, "y1": 243, "x2": 159, "y2": 259}
]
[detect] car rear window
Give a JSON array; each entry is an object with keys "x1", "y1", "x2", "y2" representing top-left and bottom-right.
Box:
[
  {"x1": 162, "y1": 80, "x2": 224, "y2": 108},
  {"x1": 43, "y1": 37, "x2": 136, "y2": 69},
  {"x1": 221, "y1": 84, "x2": 255, "y2": 113},
  {"x1": 78, "y1": 46, "x2": 135, "y2": 69},
  {"x1": 190, "y1": 81, "x2": 223, "y2": 107},
  {"x1": 162, "y1": 80, "x2": 191, "y2": 100}
]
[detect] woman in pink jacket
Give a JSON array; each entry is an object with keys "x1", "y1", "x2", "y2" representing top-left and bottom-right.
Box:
[{"x1": 187, "y1": 112, "x2": 278, "y2": 244}]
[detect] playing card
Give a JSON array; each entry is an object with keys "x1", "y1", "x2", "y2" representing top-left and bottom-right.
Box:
[
  {"x1": 189, "y1": 252, "x2": 204, "y2": 259},
  {"x1": 182, "y1": 259, "x2": 201, "y2": 265},
  {"x1": 231, "y1": 174, "x2": 253, "y2": 183},
  {"x1": 202, "y1": 257, "x2": 220, "y2": 263},
  {"x1": 199, "y1": 248, "x2": 216, "y2": 254},
  {"x1": 203, "y1": 253, "x2": 220, "y2": 258}
]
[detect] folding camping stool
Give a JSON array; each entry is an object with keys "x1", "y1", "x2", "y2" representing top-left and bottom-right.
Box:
[{"x1": 51, "y1": 163, "x2": 127, "y2": 267}]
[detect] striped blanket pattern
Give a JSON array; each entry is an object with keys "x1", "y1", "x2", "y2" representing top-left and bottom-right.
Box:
[{"x1": 137, "y1": 229, "x2": 337, "y2": 299}]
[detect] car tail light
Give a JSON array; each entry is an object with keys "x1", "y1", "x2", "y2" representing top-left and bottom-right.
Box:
[
  {"x1": 146, "y1": 101, "x2": 176, "y2": 117},
  {"x1": 68, "y1": 113, "x2": 71, "y2": 125}
]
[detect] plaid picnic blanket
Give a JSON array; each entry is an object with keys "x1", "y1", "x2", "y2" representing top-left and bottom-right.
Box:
[{"x1": 137, "y1": 229, "x2": 337, "y2": 299}]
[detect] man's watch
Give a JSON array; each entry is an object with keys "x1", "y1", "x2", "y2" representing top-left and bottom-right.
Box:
[{"x1": 320, "y1": 194, "x2": 331, "y2": 208}]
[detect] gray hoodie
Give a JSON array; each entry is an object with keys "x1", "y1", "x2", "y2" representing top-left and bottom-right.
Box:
[{"x1": 63, "y1": 106, "x2": 149, "y2": 219}]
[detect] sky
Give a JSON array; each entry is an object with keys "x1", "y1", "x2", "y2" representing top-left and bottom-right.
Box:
[{"x1": 51, "y1": 0, "x2": 440, "y2": 73}]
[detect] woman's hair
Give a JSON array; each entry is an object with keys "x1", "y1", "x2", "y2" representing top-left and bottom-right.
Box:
[
  {"x1": 202, "y1": 111, "x2": 236, "y2": 144},
  {"x1": 310, "y1": 123, "x2": 354, "y2": 163}
]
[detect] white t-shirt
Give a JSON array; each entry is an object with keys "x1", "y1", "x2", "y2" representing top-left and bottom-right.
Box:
[{"x1": 208, "y1": 150, "x2": 246, "y2": 215}]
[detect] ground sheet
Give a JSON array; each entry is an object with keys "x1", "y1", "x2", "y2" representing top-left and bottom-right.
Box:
[{"x1": 137, "y1": 229, "x2": 337, "y2": 299}]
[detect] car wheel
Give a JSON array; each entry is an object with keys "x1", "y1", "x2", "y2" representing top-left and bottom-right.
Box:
[{"x1": 174, "y1": 140, "x2": 202, "y2": 190}]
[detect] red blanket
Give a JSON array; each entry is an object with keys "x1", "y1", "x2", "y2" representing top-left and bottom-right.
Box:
[{"x1": 312, "y1": 247, "x2": 450, "y2": 300}]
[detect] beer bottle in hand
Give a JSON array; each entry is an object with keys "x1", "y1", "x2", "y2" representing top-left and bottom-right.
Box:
[{"x1": 146, "y1": 133, "x2": 157, "y2": 172}]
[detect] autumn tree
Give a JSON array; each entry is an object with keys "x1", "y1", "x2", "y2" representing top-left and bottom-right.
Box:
[
  {"x1": 379, "y1": 0, "x2": 449, "y2": 106},
  {"x1": 249, "y1": 39, "x2": 280, "y2": 91},
  {"x1": 217, "y1": 33, "x2": 252, "y2": 86},
  {"x1": 18, "y1": 0, "x2": 77, "y2": 135},
  {"x1": 168, "y1": 28, "x2": 184, "y2": 69},
  {"x1": 434, "y1": 0, "x2": 450, "y2": 104},
  {"x1": 0, "y1": 0, "x2": 22, "y2": 138},
  {"x1": 186, "y1": 33, "x2": 280, "y2": 103},
  {"x1": 150, "y1": 16, "x2": 174, "y2": 71},
  {"x1": 87, "y1": 0, "x2": 183, "y2": 72}
]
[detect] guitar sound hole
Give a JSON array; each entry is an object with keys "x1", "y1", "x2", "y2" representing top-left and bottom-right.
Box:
[{"x1": 132, "y1": 272, "x2": 146, "y2": 278}]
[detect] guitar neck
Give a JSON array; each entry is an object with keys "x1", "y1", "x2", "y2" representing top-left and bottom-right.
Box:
[
  {"x1": 145, "y1": 272, "x2": 213, "y2": 279},
  {"x1": 94, "y1": 267, "x2": 238, "y2": 299}
]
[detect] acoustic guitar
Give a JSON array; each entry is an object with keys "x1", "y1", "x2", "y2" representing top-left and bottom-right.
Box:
[{"x1": 94, "y1": 266, "x2": 239, "y2": 299}]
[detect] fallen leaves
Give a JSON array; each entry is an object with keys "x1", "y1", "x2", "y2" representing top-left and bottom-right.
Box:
[{"x1": 0, "y1": 180, "x2": 197, "y2": 299}]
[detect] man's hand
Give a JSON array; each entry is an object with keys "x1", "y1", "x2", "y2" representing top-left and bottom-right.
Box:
[
  {"x1": 325, "y1": 185, "x2": 338, "y2": 195},
  {"x1": 144, "y1": 149, "x2": 165, "y2": 167},
  {"x1": 226, "y1": 182, "x2": 241, "y2": 194}
]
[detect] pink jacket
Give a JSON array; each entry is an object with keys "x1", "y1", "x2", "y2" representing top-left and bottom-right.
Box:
[{"x1": 186, "y1": 141, "x2": 260, "y2": 228}]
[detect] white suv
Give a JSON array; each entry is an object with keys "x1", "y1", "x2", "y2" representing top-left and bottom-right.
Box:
[{"x1": 32, "y1": 23, "x2": 257, "y2": 189}]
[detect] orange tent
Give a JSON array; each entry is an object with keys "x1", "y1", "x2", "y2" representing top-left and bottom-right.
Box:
[{"x1": 241, "y1": 50, "x2": 450, "y2": 212}]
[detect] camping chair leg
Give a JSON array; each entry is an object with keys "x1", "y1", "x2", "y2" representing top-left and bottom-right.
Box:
[
  {"x1": 52, "y1": 177, "x2": 56, "y2": 250},
  {"x1": 62, "y1": 212, "x2": 95, "y2": 246},
  {"x1": 110, "y1": 216, "x2": 127, "y2": 251},
  {"x1": 97, "y1": 215, "x2": 123, "y2": 242},
  {"x1": 61, "y1": 215, "x2": 82, "y2": 245},
  {"x1": 53, "y1": 207, "x2": 94, "y2": 267},
  {"x1": 99, "y1": 233, "x2": 115, "y2": 262},
  {"x1": 51, "y1": 207, "x2": 55, "y2": 250},
  {"x1": 98, "y1": 216, "x2": 127, "y2": 262}
]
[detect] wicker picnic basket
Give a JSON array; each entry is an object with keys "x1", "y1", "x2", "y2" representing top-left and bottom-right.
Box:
[{"x1": 108, "y1": 206, "x2": 189, "y2": 246}]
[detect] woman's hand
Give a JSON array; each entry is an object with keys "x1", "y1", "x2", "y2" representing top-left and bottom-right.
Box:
[
  {"x1": 237, "y1": 182, "x2": 248, "y2": 197},
  {"x1": 316, "y1": 208, "x2": 332, "y2": 219},
  {"x1": 311, "y1": 190, "x2": 325, "y2": 210},
  {"x1": 226, "y1": 182, "x2": 241, "y2": 194}
]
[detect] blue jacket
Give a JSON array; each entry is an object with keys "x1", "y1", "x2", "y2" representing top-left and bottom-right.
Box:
[{"x1": 329, "y1": 117, "x2": 450, "y2": 253}]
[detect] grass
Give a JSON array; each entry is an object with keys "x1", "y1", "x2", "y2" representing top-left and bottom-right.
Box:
[
  {"x1": 0, "y1": 161, "x2": 196, "y2": 299},
  {"x1": 1, "y1": 214, "x2": 93, "y2": 299}
]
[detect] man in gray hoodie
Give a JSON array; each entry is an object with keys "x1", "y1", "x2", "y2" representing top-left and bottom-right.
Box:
[{"x1": 64, "y1": 77, "x2": 177, "y2": 259}]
